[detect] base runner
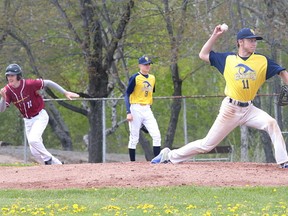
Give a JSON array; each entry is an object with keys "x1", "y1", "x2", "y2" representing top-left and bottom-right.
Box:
[{"x1": 0, "y1": 64, "x2": 79, "y2": 165}]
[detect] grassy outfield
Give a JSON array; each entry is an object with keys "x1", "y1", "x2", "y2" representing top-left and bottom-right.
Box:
[{"x1": 0, "y1": 186, "x2": 287, "y2": 215}]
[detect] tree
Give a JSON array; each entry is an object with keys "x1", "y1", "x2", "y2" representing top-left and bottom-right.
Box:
[
  {"x1": 160, "y1": 0, "x2": 187, "y2": 148},
  {"x1": 51, "y1": 0, "x2": 134, "y2": 162}
]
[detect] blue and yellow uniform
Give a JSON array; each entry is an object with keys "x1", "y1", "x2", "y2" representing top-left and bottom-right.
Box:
[
  {"x1": 151, "y1": 28, "x2": 288, "y2": 166},
  {"x1": 210, "y1": 51, "x2": 285, "y2": 102},
  {"x1": 125, "y1": 72, "x2": 155, "y2": 113},
  {"x1": 125, "y1": 55, "x2": 161, "y2": 162}
]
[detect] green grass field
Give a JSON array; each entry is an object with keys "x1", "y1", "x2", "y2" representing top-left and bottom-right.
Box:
[{"x1": 0, "y1": 186, "x2": 287, "y2": 215}]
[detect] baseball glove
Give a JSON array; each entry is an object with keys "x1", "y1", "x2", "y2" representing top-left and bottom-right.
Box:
[
  {"x1": 278, "y1": 85, "x2": 288, "y2": 106},
  {"x1": 140, "y1": 124, "x2": 149, "y2": 134}
]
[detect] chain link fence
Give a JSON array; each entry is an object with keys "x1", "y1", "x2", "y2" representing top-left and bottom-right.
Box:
[
  {"x1": 104, "y1": 94, "x2": 288, "y2": 163},
  {"x1": 1, "y1": 94, "x2": 288, "y2": 163}
]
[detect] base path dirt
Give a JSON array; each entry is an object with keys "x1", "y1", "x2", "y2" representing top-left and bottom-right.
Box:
[{"x1": 0, "y1": 162, "x2": 287, "y2": 189}]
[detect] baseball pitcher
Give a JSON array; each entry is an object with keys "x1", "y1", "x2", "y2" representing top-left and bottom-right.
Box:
[{"x1": 152, "y1": 26, "x2": 288, "y2": 169}]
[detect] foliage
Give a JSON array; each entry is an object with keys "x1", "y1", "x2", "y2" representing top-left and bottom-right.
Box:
[{"x1": 1, "y1": 1, "x2": 288, "y2": 162}]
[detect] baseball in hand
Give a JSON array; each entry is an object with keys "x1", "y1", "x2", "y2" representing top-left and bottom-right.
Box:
[{"x1": 220, "y1": 23, "x2": 228, "y2": 31}]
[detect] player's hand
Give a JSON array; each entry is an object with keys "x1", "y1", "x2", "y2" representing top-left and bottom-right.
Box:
[
  {"x1": 0, "y1": 88, "x2": 7, "y2": 100},
  {"x1": 127, "y1": 113, "x2": 133, "y2": 121},
  {"x1": 65, "y1": 92, "x2": 80, "y2": 100},
  {"x1": 212, "y1": 25, "x2": 225, "y2": 37}
]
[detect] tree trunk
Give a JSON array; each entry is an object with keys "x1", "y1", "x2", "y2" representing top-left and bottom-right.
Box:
[
  {"x1": 162, "y1": 0, "x2": 187, "y2": 148},
  {"x1": 253, "y1": 96, "x2": 275, "y2": 162},
  {"x1": 139, "y1": 132, "x2": 153, "y2": 161},
  {"x1": 165, "y1": 92, "x2": 182, "y2": 148},
  {"x1": 88, "y1": 100, "x2": 103, "y2": 163},
  {"x1": 260, "y1": 131, "x2": 276, "y2": 163},
  {"x1": 78, "y1": 0, "x2": 134, "y2": 162},
  {"x1": 45, "y1": 102, "x2": 73, "y2": 150}
]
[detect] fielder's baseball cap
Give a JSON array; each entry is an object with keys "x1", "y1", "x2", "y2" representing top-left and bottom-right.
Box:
[
  {"x1": 237, "y1": 28, "x2": 263, "y2": 40},
  {"x1": 138, "y1": 55, "x2": 153, "y2": 65}
]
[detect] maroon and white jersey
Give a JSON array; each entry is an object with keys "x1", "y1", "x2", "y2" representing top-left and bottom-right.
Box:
[{"x1": 5, "y1": 79, "x2": 45, "y2": 118}]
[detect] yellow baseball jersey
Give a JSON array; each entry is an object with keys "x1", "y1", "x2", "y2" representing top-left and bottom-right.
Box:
[
  {"x1": 210, "y1": 51, "x2": 285, "y2": 101},
  {"x1": 125, "y1": 72, "x2": 156, "y2": 113}
]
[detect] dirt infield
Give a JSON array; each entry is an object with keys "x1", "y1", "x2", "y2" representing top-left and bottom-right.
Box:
[
  {"x1": 0, "y1": 162, "x2": 288, "y2": 189},
  {"x1": 0, "y1": 145, "x2": 288, "y2": 189}
]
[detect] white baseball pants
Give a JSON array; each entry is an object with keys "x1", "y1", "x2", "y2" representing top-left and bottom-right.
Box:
[
  {"x1": 128, "y1": 104, "x2": 161, "y2": 149},
  {"x1": 169, "y1": 97, "x2": 288, "y2": 165},
  {"x1": 24, "y1": 109, "x2": 62, "y2": 164}
]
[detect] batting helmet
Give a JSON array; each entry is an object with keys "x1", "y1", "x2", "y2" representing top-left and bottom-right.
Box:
[{"x1": 5, "y1": 64, "x2": 22, "y2": 80}]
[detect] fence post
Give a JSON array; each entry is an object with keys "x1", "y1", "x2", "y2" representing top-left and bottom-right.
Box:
[
  {"x1": 183, "y1": 98, "x2": 188, "y2": 145},
  {"x1": 23, "y1": 119, "x2": 27, "y2": 163},
  {"x1": 102, "y1": 99, "x2": 106, "y2": 163}
]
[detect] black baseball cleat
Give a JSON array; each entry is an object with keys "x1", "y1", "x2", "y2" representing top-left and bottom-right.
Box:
[{"x1": 44, "y1": 158, "x2": 52, "y2": 165}]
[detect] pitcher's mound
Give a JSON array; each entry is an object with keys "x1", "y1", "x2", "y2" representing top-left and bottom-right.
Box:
[{"x1": 0, "y1": 162, "x2": 287, "y2": 189}]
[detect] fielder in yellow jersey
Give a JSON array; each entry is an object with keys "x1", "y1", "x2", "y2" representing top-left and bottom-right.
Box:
[
  {"x1": 125, "y1": 55, "x2": 161, "y2": 161},
  {"x1": 128, "y1": 71, "x2": 155, "y2": 105},
  {"x1": 151, "y1": 26, "x2": 288, "y2": 168}
]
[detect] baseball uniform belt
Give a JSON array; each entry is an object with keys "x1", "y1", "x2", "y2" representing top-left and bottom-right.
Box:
[
  {"x1": 229, "y1": 98, "x2": 251, "y2": 107},
  {"x1": 133, "y1": 104, "x2": 148, "y2": 106},
  {"x1": 26, "y1": 112, "x2": 40, "y2": 119}
]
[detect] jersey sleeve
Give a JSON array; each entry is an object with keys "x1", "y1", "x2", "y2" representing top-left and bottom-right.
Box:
[
  {"x1": 43, "y1": 80, "x2": 67, "y2": 94},
  {"x1": 0, "y1": 97, "x2": 6, "y2": 111},
  {"x1": 125, "y1": 73, "x2": 137, "y2": 114},
  {"x1": 209, "y1": 51, "x2": 236, "y2": 74},
  {"x1": 266, "y1": 57, "x2": 286, "y2": 79}
]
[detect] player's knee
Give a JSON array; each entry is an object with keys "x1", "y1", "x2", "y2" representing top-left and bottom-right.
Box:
[
  {"x1": 266, "y1": 118, "x2": 279, "y2": 130},
  {"x1": 199, "y1": 144, "x2": 215, "y2": 153},
  {"x1": 29, "y1": 148, "x2": 41, "y2": 159},
  {"x1": 27, "y1": 138, "x2": 41, "y2": 147}
]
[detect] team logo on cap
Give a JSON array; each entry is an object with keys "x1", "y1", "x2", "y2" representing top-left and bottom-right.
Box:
[
  {"x1": 250, "y1": 29, "x2": 255, "y2": 35},
  {"x1": 145, "y1": 56, "x2": 149, "y2": 61}
]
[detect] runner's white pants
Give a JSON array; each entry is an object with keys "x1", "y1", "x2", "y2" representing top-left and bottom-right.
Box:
[
  {"x1": 169, "y1": 97, "x2": 288, "y2": 165},
  {"x1": 128, "y1": 104, "x2": 161, "y2": 149},
  {"x1": 24, "y1": 109, "x2": 62, "y2": 164}
]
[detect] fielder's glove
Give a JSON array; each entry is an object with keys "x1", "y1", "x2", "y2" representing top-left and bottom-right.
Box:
[
  {"x1": 278, "y1": 85, "x2": 288, "y2": 106},
  {"x1": 140, "y1": 124, "x2": 149, "y2": 134}
]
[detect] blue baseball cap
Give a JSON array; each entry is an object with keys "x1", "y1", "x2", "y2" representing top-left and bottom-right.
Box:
[
  {"x1": 237, "y1": 28, "x2": 263, "y2": 40},
  {"x1": 138, "y1": 55, "x2": 153, "y2": 65}
]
